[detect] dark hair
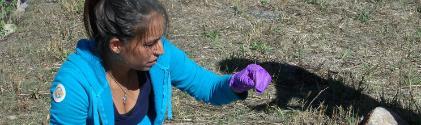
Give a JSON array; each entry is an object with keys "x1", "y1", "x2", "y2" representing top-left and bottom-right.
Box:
[{"x1": 83, "y1": 0, "x2": 168, "y2": 56}]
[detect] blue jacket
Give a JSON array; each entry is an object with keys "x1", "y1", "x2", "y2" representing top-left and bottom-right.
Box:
[{"x1": 49, "y1": 38, "x2": 243, "y2": 125}]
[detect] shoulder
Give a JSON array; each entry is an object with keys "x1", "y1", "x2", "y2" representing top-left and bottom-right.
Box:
[
  {"x1": 161, "y1": 37, "x2": 188, "y2": 61},
  {"x1": 51, "y1": 60, "x2": 90, "y2": 104},
  {"x1": 52, "y1": 58, "x2": 87, "y2": 90},
  {"x1": 50, "y1": 51, "x2": 97, "y2": 102},
  {"x1": 52, "y1": 39, "x2": 101, "y2": 92},
  {"x1": 161, "y1": 37, "x2": 181, "y2": 54},
  {"x1": 158, "y1": 37, "x2": 191, "y2": 68}
]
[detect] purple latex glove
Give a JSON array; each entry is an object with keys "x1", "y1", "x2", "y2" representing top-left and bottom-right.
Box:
[{"x1": 229, "y1": 64, "x2": 272, "y2": 94}]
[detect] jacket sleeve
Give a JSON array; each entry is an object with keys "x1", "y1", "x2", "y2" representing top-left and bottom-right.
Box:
[
  {"x1": 165, "y1": 39, "x2": 245, "y2": 105},
  {"x1": 50, "y1": 67, "x2": 89, "y2": 124}
]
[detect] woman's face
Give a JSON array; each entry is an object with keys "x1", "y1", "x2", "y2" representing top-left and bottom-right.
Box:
[{"x1": 118, "y1": 13, "x2": 165, "y2": 71}]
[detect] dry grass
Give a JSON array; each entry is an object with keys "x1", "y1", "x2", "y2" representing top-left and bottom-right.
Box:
[{"x1": 0, "y1": 0, "x2": 420, "y2": 124}]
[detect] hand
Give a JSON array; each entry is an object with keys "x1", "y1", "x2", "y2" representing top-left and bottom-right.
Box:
[{"x1": 229, "y1": 64, "x2": 272, "y2": 94}]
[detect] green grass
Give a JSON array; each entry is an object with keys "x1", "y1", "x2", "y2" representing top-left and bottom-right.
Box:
[
  {"x1": 0, "y1": 0, "x2": 17, "y2": 38},
  {"x1": 0, "y1": 20, "x2": 5, "y2": 37},
  {"x1": 203, "y1": 30, "x2": 220, "y2": 43},
  {"x1": 403, "y1": 67, "x2": 421, "y2": 86},
  {"x1": 250, "y1": 40, "x2": 271, "y2": 54},
  {"x1": 260, "y1": 0, "x2": 270, "y2": 6},
  {"x1": 338, "y1": 49, "x2": 352, "y2": 61},
  {"x1": 369, "y1": 0, "x2": 383, "y2": 3},
  {"x1": 59, "y1": 0, "x2": 84, "y2": 14},
  {"x1": 304, "y1": 0, "x2": 327, "y2": 9},
  {"x1": 356, "y1": 9, "x2": 370, "y2": 23},
  {"x1": 416, "y1": 28, "x2": 421, "y2": 38},
  {"x1": 272, "y1": 26, "x2": 282, "y2": 33},
  {"x1": 0, "y1": 0, "x2": 17, "y2": 20}
]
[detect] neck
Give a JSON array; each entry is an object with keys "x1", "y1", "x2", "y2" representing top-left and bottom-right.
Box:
[{"x1": 103, "y1": 54, "x2": 136, "y2": 88}]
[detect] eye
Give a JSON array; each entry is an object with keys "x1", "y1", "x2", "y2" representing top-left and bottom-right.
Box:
[
  {"x1": 144, "y1": 39, "x2": 159, "y2": 48},
  {"x1": 144, "y1": 43, "x2": 154, "y2": 48}
]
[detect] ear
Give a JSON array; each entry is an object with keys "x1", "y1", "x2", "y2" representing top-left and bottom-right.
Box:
[{"x1": 109, "y1": 37, "x2": 122, "y2": 54}]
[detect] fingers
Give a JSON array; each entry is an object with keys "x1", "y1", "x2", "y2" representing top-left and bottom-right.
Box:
[
  {"x1": 230, "y1": 64, "x2": 272, "y2": 94},
  {"x1": 240, "y1": 73, "x2": 255, "y2": 89},
  {"x1": 247, "y1": 64, "x2": 272, "y2": 94},
  {"x1": 255, "y1": 72, "x2": 271, "y2": 94},
  {"x1": 230, "y1": 68, "x2": 255, "y2": 93}
]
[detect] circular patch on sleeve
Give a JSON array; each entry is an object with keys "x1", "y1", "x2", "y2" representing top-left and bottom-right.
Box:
[{"x1": 53, "y1": 83, "x2": 66, "y2": 103}]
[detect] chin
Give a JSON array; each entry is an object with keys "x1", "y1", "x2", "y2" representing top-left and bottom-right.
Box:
[
  {"x1": 130, "y1": 66, "x2": 148, "y2": 71},
  {"x1": 131, "y1": 64, "x2": 153, "y2": 71},
  {"x1": 141, "y1": 68, "x2": 151, "y2": 71},
  {"x1": 138, "y1": 66, "x2": 152, "y2": 71}
]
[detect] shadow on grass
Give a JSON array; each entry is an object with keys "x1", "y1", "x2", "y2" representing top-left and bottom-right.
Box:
[{"x1": 218, "y1": 57, "x2": 420, "y2": 124}]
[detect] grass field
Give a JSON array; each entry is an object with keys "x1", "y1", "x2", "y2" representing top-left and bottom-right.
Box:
[{"x1": 1, "y1": 0, "x2": 420, "y2": 124}]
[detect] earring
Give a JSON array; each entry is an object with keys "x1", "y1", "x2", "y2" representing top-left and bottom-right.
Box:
[
  {"x1": 111, "y1": 51, "x2": 123, "y2": 62},
  {"x1": 113, "y1": 48, "x2": 120, "y2": 54}
]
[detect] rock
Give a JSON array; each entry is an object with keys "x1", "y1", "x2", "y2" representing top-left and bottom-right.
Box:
[
  {"x1": 3, "y1": 24, "x2": 17, "y2": 37},
  {"x1": 360, "y1": 107, "x2": 408, "y2": 125},
  {"x1": 7, "y1": 115, "x2": 17, "y2": 120},
  {"x1": 249, "y1": 9, "x2": 279, "y2": 22}
]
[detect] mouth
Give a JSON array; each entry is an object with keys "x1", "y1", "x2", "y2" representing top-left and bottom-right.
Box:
[{"x1": 146, "y1": 60, "x2": 157, "y2": 66}]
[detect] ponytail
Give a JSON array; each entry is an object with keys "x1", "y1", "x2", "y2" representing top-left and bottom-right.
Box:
[{"x1": 83, "y1": 0, "x2": 98, "y2": 39}]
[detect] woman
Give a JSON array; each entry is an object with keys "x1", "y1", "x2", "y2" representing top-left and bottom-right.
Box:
[{"x1": 49, "y1": 0, "x2": 272, "y2": 124}]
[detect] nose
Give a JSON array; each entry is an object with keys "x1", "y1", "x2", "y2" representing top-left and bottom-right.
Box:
[{"x1": 153, "y1": 40, "x2": 164, "y2": 56}]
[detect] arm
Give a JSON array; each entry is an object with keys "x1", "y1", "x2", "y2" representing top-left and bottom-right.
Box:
[
  {"x1": 164, "y1": 39, "x2": 244, "y2": 105},
  {"x1": 50, "y1": 68, "x2": 89, "y2": 124}
]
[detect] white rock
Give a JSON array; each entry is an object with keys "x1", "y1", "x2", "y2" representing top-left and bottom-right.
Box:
[
  {"x1": 7, "y1": 115, "x2": 17, "y2": 120},
  {"x1": 361, "y1": 107, "x2": 408, "y2": 125},
  {"x1": 2, "y1": 23, "x2": 17, "y2": 37}
]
